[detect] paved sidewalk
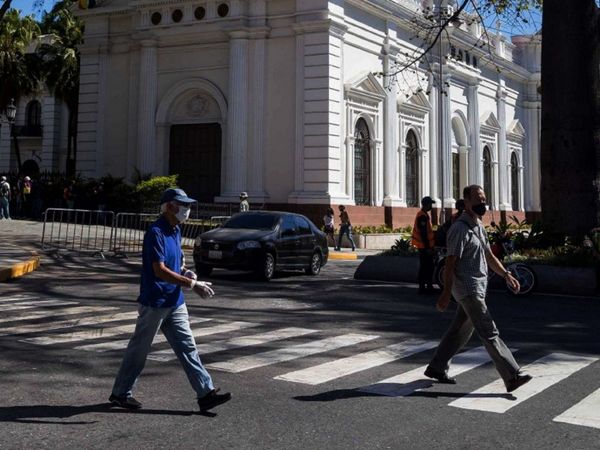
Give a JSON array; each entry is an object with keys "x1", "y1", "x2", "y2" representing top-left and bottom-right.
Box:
[{"x1": 0, "y1": 220, "x2": 44, "y2": 281}]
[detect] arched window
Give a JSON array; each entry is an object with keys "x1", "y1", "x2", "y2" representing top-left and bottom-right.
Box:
[
  {"x1": 354, "y1": 118, "x2": 371, "y2": 206},
  {"x1": 483, "y1": 146, "x2": 493, "y2": 206},
  {"x1": 26, "y1": 100, "x2": 41, "y2": 127},
  {"x1": 405, "y1": 130, "x2": 419, "y2": 207},
  {"x1": 511, "y1": 152, "x2": 520, "y2": 211}
]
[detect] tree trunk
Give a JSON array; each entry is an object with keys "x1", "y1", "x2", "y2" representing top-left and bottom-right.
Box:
[
  {"x1": 540, "y1": 0, "x2": 600, "y2": 237},
  {"x1": 0, "y1": 0, "x2": 13, "y2": 22}
]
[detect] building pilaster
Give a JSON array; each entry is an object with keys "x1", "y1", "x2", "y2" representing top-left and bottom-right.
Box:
[{"x1": 136, "y1": 39, "x2": 158, "y2": 175}]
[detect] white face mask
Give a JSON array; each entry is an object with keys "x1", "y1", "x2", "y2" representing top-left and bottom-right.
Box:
[{"x1": 175, "y1": 204, "x2": 191, "y2": 223}]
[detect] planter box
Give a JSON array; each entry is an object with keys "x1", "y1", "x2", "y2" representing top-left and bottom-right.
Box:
[
  {"x1": 334, "y1": 233, "x2": 405, "y2": 250},
  {"x1": 354, "y1": 255, "x2": 418, "y2": 282},
  {"x1": 354, "y1": 255, "x2": 598, "y2": 297}
]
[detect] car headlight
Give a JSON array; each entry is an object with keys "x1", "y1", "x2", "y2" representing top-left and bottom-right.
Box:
[
  {"x1": 195, "y1": 236, "x2": 202, "y2": 248},
  {"x1": 237, "y1": 240, "x2": 261, "y2": 250}
]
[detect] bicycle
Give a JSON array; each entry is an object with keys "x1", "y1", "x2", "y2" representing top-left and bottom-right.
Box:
[{"x1": 433, "y1": 240, "x2": 537, "y2": 296}]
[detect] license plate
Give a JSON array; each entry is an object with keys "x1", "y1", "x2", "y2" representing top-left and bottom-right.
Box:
[{"x1": 208, "y1": 250, "x2": 222, "y2": 260}]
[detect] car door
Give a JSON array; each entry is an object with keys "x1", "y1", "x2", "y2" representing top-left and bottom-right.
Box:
[
  {"x1": 276, "y1": 215, "x2": 298, "y2": 267},
  {"x1": 293, "y1": 215, "x2": 314, "y2": 266}
]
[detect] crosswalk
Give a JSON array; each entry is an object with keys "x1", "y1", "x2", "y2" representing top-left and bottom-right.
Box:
[{"x1": 1, "y1": 294, "x2": 599, "y2": 430}]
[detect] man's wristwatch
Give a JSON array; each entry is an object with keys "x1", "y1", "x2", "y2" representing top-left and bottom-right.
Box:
[
  {"x1": 503, "y1": 270, "x2": 512, "y2": 279},
  {"x1": 188, "y1": 279, "x2": 196, "y2": 290}
]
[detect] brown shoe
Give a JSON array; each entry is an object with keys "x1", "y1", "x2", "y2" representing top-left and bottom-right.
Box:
[{"x1": 505, "y1": 373, "x2": 532, "y2": 393}]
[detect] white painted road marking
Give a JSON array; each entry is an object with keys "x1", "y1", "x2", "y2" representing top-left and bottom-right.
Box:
[
  {"x1": 275, "y1": 339, "x2": 438, "y2": 385},
  {"x1": 553, "y1": 388, "x2": 600, "y2": 429},
  {"x1": 0, "y1": 295, "x2": 38, "y2": 303},
  {"x1": 360, "y1": 346, "x2": 498, "y2": 397},
  {"x1": 0, "y1": 311, "x2": 138, "y2": 337},
  {"x1": 3, "y1": 299, "x2": 76, "y2": 311},
  {"x1": 75, "y1": 320, "x2": 258, "y2": 352},
  {"x1": 148, "y1": 327, "x2": 318, "y2": 362},
  {"x1": 449, "y1": 353, "x2": 598, "y2": 413},
  {"x1": 0, "y1": 306, "x2": 119, "y2": 325},
  {"x1": 207, "y1": 333, "x2": 379, "y2": 373}
]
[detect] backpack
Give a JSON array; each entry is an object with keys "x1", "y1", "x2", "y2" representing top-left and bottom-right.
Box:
[
  {"x1": 434, "y1": 219, "x2": 453, "y2": 247},
  {"x1": 0, "y1": 182, "x2": 9, "y2": 198}
]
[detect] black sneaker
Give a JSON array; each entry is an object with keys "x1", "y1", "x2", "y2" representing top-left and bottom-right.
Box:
[
  {"x1": 197, "y1": 388, "x2": 232, "y2": 412},
  {"x1": 505, "y1": 373, "x2": 532, "y2": 393},
  {"x1": 109, "y1": 394, "x2": 142, "y2": 410},
  {"x1": 424, "y1": 366, "x2": 457, "y2": 384}
]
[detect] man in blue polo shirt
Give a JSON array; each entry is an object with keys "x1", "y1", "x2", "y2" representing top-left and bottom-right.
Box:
[{"x1": 109, "y1": 188, "x2": 231, "y2": 412}]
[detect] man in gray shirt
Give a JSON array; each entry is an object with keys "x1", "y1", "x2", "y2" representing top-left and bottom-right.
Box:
[{"x1": 424, "y1": 184, "x2": 532, "y2": 393}]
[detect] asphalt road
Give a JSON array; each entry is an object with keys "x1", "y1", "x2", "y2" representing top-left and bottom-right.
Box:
[{"x1": 0, "y1": 254, "x2": 599, "y2": 449}]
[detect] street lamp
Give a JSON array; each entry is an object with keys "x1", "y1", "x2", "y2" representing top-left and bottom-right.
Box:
[
  {"x1": 6, "y1": 99, "x2": 16, "y2": 123},
  {"x1": 5, "y1": 98, "x2": 21, "y2": 171}
]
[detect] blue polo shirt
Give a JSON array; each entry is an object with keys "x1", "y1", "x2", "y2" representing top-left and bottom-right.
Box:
[{"x1": 138, "y1": 216, "x2": 185, "y2": 308}]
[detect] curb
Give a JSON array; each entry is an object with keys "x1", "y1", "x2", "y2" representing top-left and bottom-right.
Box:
[
  {"x1": 0, "y1": 256, "x2": 41, "y2": 282},
  {"x1": 328, "y1": 252, "x2": 358, "y2": 261}
]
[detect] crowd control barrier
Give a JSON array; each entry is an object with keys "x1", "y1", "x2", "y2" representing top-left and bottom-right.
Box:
[{"x1": 41, "y1": 208, "x2": 115, "y2": 258}]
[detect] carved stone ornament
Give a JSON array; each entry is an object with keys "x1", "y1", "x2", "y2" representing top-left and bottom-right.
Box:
[{"x1": 187, "y1": 95, "x2": 208, "y2": 117}]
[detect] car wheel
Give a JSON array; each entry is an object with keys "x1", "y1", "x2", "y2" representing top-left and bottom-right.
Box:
[
  {"x1": 195, "y1": 263, "x2": 213, "y2": 277},
  {"x1": 256, "y1": 252, "x2": 275, "y2": 281},
  {"x1": 305, "y1": 252, "x2": 322, "y2": 276}
]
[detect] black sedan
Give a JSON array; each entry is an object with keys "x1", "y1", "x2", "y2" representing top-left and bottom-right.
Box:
[{"x1": 193, "y1": 211, "x2": 329, "y2": 280}]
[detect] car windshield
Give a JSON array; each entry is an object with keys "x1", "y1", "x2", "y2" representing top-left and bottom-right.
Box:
[{"x1": 222, "y1": 213, "x2": 278, "y2": 230}]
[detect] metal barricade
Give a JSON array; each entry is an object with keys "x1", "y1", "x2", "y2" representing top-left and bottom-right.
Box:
[
  {"x1": 42, "y1": 208, "x2": 115, "y2": 258},
  {"x1": 111, "y1": 213, "x2": 157, "y2": 256}
]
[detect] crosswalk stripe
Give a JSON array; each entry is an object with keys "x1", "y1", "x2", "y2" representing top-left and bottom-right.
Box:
[
  {"x1": 75, "y1": 320, "x2": 258, "y2": 353},
  {"x1": 21, "y1": 316, "x2": 213, "y2": 346},
  {"x1": 147, "y1": 327, "x2": 318, "y2": 362},
  {"x1": 0, "y1": 311, "x2": 139, "y2": 337},
  {"x1": 0, "y1": 306, "x2": 119, "y2": 326},
  {"x1": 449, "y1": 353, "x2": 598, "y2": 413},
  {"x1": 553, "y1": 388, "x2": 600, "y2": 429},
  {"x1": 3, "y1": 299, "x2": 77, "y2": 311},
  {"x1": 207, "y1": 333, "x2": 379, "y2": 373},
  {"x1": 275, "y1": 339, "x2": 438, "y2": 385},
  {"x1": 0, "y1": 295, "x2": 38, "y2": 303},
  {"x1": 359, "y1": 346, "x2": 498, "y2": 397}
]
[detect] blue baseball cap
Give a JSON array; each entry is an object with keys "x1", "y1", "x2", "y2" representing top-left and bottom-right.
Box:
[{"x1": 160, "y1": 188, "x2": 196, "y2": 204}]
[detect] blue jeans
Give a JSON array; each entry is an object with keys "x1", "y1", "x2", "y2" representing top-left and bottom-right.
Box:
[
  {"x1": 337, "y1": 224, "x2": 356, "y2": 250},
  {"x1": 112, "y1": 303, "x2": 214, "y2": 399},
  {"x1": 0, "y1": 197, "x2": 9, "y2": 219}
]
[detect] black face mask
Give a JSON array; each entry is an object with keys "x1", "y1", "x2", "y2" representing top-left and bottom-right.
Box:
[{"x1": 472, "y1": 203, "x2": 487, "y2": 217}]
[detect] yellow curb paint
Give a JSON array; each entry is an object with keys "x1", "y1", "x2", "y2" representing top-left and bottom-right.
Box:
[
  {"x1": 0, "y1": 256, "x2": 41, "y2": 282},
  {"x1": 328, "y1": 253, "x2": 358, "y2": 261}
]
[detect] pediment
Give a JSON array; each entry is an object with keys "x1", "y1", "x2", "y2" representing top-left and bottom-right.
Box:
[
  {"x1": 345, "y1": 72, "x2": 386, "y2": 101},
  {"x1": 398, "y1": 90, "x2": 431, "y2": 112},
  {"x1": 507, "y1": 119, "x2": 526, "y2": 137},
  {"x1": 480, "y1": 111, "x2": 501, "y2": 131}
]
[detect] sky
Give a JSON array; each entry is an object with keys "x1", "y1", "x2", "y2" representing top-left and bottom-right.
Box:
[{"x1": 10, "y1": 0, "x2": 542, "y2": 36}]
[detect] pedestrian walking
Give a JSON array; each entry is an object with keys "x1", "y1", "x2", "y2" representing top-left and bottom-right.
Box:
[
  {"x1": 0, "y1": 176, "x2": 11, "y2": 220},
  {"x1": 335, "y1": 205, "x2": 355, "y2": 251},
  {"x1": 323, "y1": 207, "x2": 335, "y2": 247},
  {"x1": 109, "y1": 188, "x2": 232, "y2": 412},
  {"x1": 412, "y1": 196, "x2": 436, "y2": 294},
  {"x1": 424, "y1": 184, "x2": 532, "y2": 393},
  {"x1": 64, "y1": 180, "x2": 76, "y2": 209},
  {"x1": 239, "y1": 192, "x2": 250, "y2": 212}
]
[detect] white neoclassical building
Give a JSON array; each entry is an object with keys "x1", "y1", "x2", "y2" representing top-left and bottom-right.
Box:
[{"x1": 72, "y1": 0, "x2": 541, "y2": 225}]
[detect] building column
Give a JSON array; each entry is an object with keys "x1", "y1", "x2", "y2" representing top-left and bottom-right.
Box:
[
  {"x1": 382, "y1": 40, "x2": 401, "y2": 206},
  {"x1": 221, "y1": 31, "x2": 249, "y2": 199},
  {"x1": 442, "y1": 73, "x2": 453, "y2": 208},
  {"x1": 524, "y1": 99, "x2": 541, "y2": 211},
  {"x1": 41, "y1": 95, "x2": 60, "y2": 172},
  {"x1": 467, "y1": 82, "x2": 481, "y2": 185},
  {"x1": 428, "y1": 74, "x2": 440, "y2": 205},
  {"x1": 496, "y1": 82, "x2": 511, "y2": 210},
  {"x1": 247, "y1": 29, "x2": 269, "y2": 202},
  {"x1": 136, "y1": 39, "x2": 158, "y2": 176}
]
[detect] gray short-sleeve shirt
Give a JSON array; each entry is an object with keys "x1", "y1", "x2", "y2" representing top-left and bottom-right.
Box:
[{"x1": 446, "y1": 213, "x2": 491, "y2": 299}]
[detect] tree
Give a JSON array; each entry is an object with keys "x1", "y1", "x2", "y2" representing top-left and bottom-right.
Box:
[
  {"x1": 38, "y1": 0, "x2": 83, "y2": 176},
  {"x1": 0, "y1": 9, "x2": 41, "y2": 171}
]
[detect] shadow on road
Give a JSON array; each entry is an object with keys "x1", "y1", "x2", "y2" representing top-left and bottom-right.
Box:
[{"x1": 0, "y1": 403, "x2": 199, "y2": 424}]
